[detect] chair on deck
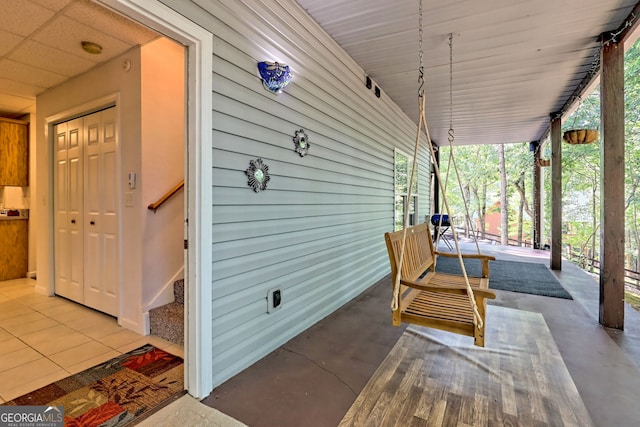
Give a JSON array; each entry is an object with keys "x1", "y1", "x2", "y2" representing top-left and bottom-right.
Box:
[{"x1": 430, "y1": 214, "x2": 453, "y2": 250}]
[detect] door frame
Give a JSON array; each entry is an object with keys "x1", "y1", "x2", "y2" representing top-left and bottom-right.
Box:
[{"x1": 99, "y1": 0, "x2": 213, "y2": 399}]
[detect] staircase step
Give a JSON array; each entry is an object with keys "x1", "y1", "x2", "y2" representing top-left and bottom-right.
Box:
[
  {"x1": 174, "y1": 279, "x2": 184, "y2": 304},
  {"x1": 149, "y1": 301, "x2": 183, "y2": 345}
]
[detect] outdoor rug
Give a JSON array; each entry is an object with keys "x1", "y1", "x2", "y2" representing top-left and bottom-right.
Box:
[
  {"x1": 4, "y1": 344, "x2": 184, "y2": 426},
  {"x1": 434, "y1": 257, "x2": 573, "y2": 299}
]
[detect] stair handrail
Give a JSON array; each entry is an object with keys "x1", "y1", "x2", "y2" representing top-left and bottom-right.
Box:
[{"x1": 148, "y1": 179, "x2": 184, "y2": 213}]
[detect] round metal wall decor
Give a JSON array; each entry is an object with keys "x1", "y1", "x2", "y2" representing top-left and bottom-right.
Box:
[
  {"x1": 246, "y1": 158, "x2": 271, "y2": 192},
  {"x1": 293, "y1": 129, "x2": 310, "y2": 157}
]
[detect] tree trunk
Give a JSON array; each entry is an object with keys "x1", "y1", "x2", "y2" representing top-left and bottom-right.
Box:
[
  {"x1": 473, "y1": 183, "x2": 488, "y2": 239},
  {"x1": 518, "y1": 173, "x2": 525, "y2": 246},
  {"x1": 482, "y1": 182, "x2": 487, "y2": 239},
  {"x1": 463, "y1": 184, "x2": 473, "y2": 237},
  {"x1": 634, "y1": 204, "x2": 640, "y2": 285},
  {"x1": 499, "y1": 144, "x2": 508, "y2": 245},
  {"x1": 591, "y1": 175, "x2": 598, "y2": 273}
]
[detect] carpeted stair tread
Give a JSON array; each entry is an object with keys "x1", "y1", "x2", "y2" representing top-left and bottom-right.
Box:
[
  {"x1": 174, "y1": 279, "x2": 184, "y2": 304},
  {"x1": 150, "y1": 301, "x2": 184, "y2": 345}
]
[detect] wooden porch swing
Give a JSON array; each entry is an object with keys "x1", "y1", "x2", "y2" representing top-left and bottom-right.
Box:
[{"x1": 384, "y1": 17, "x2": 496, "y2": 347}]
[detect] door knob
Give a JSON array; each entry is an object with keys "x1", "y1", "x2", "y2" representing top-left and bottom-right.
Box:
[
  {"x1": 90, "y1": 221, "x2": 95, "y2": 225},
  {"x1": 71, "y1": 219, "x2": 76, "y2": 224}
]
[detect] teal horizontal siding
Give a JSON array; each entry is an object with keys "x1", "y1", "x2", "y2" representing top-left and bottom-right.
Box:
[{"x1": 163, "y1": 0, "x2": 431, "y2": 388}]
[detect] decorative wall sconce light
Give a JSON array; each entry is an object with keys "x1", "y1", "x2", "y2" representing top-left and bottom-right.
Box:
[
  {"x1": 258, "y1": 61, "x2": 293, "y2": 94},
  {"x1": 293, "y1": 129, "x2": 310, "y2": 157},
  {"x1": 246, "y1": 158, "x2": 271, "y2": 192}
]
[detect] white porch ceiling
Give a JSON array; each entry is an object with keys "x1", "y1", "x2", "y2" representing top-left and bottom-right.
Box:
[
  {"x1": 1, "y1": 0, "x2": 638, "y2": 147},
  {"x1": 297, "y1": 0, "x2": 640, "y2": 146}
]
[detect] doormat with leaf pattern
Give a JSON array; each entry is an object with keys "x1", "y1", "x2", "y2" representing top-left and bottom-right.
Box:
[{"x1": 4, "y1": 344, "x2": 185, "y2": 426}]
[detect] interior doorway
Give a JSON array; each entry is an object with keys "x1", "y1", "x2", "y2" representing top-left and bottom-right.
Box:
[
  {"x1": 98, "y1": 0, "x2": 214, "y2": 399},
  {"x1": 1, "y1": 0, "x2": 212, "y2": 400}
]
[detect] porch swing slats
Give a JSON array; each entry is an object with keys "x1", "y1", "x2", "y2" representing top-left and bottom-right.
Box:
[{"x1": 385, "y1": 223, "x2": 496, "y2": 346}]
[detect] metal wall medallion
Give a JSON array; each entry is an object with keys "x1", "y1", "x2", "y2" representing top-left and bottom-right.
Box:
[
  {"x1": 246, "y1": 158, "x2": 270, "y2": 192},
  {"x1": 293, "y1": 129, "x2": 310, "y2": 157},
  {"x1": 257, "y1": 61, "x2": 292, "y2": 94}
]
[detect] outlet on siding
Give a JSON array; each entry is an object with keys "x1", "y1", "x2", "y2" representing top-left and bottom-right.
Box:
[{"x1": 267, "y1": 288, "x2": 282, "y2": 313}]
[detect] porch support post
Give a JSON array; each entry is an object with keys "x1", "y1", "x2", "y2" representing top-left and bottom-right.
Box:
[
  {"x1": 532, "y1": 141, "x2": 542, "y2": 249},
  {"x1": 433, "y1": 144, "x2": 440, "y2": 214},
  {"x1": 599, "y1": 39, "x2": 625, "y2": 329},
  {"x1": 550, "y1": 116, "x2": 562, "y2": 270}
]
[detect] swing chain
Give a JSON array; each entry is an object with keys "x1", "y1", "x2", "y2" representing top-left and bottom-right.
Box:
[
  {"x1": 418, "y1": 0, "x2": 424, "y2": 97},
  {"x1": 448, "y1": 33, "x2": 454, "y2": 145}
]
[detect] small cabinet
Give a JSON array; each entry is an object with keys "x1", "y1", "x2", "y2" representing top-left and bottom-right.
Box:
[
  {"x1": 0, "y1": 118, "x2": 29, "y2": 186},
  {"x1": 0, "y1": 220, "x2": 28, "y2": 280}
]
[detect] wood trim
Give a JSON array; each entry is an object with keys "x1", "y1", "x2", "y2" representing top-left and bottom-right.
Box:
[
  {"x1": 602, "y1": 1, "x2": 640, "y2": 46},
  {"x1": 148, "y1": 180, "x2": 184, "y2": 212},
  {"x1": 0, "y1": 117, "x2": 29, "y2": 125}
]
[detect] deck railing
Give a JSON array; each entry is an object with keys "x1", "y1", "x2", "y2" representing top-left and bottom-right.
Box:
[
  {"x1": 450, "y1": 226, "x2": 640, "y2": 293},
  {"x1": 566, "y1": 249, "x2": 640, "y2": 293}
]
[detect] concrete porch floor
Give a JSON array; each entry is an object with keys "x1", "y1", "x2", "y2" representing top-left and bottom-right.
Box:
[{"x1": 202, "y1": 242, "x2": 640, "y2": 427}]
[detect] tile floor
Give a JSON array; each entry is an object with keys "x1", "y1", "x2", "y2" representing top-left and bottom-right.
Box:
[{"x1": 0, "y1": 277, "x2": 183, "y2": 403}]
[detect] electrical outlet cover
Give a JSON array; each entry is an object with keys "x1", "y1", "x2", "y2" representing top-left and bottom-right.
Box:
[{"x1": 267, "y1": 288, "x2": 282, "y2": 313}]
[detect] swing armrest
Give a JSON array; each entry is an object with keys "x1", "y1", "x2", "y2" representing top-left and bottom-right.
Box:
[
  {"x1": 434, "y1": 252, "x2": 496, "y2": 278},
  {"x1": 400, "y1": 279, "x2": 497, "y2": 300},
  {"x1": 435, "y1": 252, "x2": 495, "y2": 261}
]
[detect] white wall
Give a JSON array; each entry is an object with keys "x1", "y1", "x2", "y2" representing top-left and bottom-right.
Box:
[
  {"x1": 160, "y1": 0, "x2": 431, "y2": 387},
  {"x1": 36, "y1": 48, "x2": 144, "y2": 330},
  {"x1": 140, "y1": 37, "x2": 185, "y2": 307}
]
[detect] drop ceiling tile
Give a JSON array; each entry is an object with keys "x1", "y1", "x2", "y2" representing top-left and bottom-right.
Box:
[
  {"x1": 0, "y1": 94, "x2": 35, "y2": 113},
  {"x1": 9, "y1": 40, "x2": 95, "y2": 77},
  {"x1": 66, "y1": 0, "x2": 159, "y2": 45},
  {"x1": 0, "y1": 0, "x2": 56, "y2": 37},
  {"x1": 32, "y1": 15, "x2": 134, "y2": 62},
  {"x1": 0, "y1": 30, "x2": 23, "y2": 56},
  {"x1": 0, "y1": 77, "x2": 45, "y2": 98},
  {"x1": 0, "y1": 59, "x2": 67, "y2": 88}
]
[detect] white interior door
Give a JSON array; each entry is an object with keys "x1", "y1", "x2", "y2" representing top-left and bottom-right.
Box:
[
  {"x1": 54, "y1": 118, "x2": 84, "y2": 303},
  {"x1": 54, "y1": 107, "x2": 119, "y2": 316}
]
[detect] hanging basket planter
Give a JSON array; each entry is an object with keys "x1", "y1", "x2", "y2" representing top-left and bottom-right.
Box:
[{"x1": 563, "y1": 129, "x2": 599, "y2": 145}]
